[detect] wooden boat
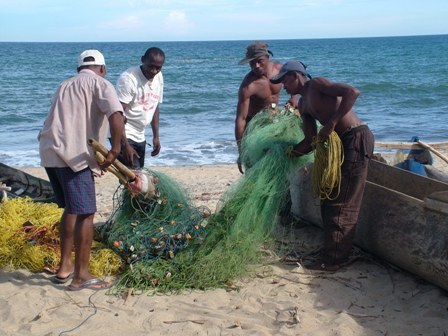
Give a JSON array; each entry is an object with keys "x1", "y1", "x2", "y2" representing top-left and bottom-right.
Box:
[
  {"x1": 289, "y1": 159, "x2": 448, "y2": 292},
  {"x1": 0, "y1": 162, "x2": 55, "y2": 203}
]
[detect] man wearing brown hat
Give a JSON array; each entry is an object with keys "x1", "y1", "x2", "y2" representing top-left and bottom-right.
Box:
[{"x1": 235, "y1": 41, "x2": 295, "y2": 174}]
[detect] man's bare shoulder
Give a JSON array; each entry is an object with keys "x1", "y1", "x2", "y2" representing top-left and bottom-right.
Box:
[
  {"x1": 308, "y1": 77, "x2": 332, "y2": 87},
  {"x1": 239, "y1": 71, "x2": 266, "y2": 92},
  {"x1": 272, "y1": 61, "x2": 284, "y2": 70},
  {"x1": 265, "y1": 61, "x2": 284, "y2": 79},
  {"x1": 240, "y1": 71, "x2": 259, "y2": 86}
]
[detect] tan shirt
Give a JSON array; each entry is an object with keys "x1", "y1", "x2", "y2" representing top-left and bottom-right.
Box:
[{"x1": 38, "y1": 69, "x2": 123, "y2": 173}]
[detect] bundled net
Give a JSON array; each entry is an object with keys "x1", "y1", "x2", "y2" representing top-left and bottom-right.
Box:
[
  {"x1": 100, "y1": 105, "x2": 313, "y2": 294},
  {"x1": 98, "y1": 171, "x2": 211, "y2": 293},
  {"x1": 0, "y1": 197, "x2": 123, "y2": 277}
]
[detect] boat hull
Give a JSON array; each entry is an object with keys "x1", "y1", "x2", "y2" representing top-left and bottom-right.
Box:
[
  {"x1": 289, "y1": 159, "x2": 448, "y2": 292},
  {"x1": 0, "y1": 163, "x2": 55, "y2": 203}
]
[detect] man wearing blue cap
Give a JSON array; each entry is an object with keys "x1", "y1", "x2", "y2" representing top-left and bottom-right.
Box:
[{"x1": 270, "y1": 60, "x2": 375, "y2": 271}]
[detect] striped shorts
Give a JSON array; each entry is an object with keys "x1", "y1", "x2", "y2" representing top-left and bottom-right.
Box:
[{"x1": 45, "y1": 167, "x2": 96, "y2": 215}]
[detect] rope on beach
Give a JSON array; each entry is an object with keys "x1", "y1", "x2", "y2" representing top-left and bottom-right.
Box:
[
  {"x1": 0, "y1": 197, "x2": 123, "y2": 277},
  {"x1": 0, "y1": 197, "x2": 62, "y2": 271}
]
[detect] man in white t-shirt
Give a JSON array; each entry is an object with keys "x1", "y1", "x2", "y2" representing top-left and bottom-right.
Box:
[{"x1": 116, "y1": 47, "x2": 165, "y2": 168}]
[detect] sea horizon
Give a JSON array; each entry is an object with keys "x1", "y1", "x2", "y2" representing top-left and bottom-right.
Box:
[
  {"x1": 1, "y1": 34, "x2": 447, "y2": 168},
  {"x1": 1, "y1": 32, "x2": 446, "y2": 43}
]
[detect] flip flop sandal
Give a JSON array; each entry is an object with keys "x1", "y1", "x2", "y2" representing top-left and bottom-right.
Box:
[
  {"x1": 51, "y1": 272, "x2": 74, "y2": 284},
  {"x1": 305, "y1": 255, "x2": 361, "y2": 272},
  {"x1": 305, "y1": 262, "x2": 340, "y2": 272},
  {"x1": 67, "y1": 278, "x2": 111, "y2": 291}
]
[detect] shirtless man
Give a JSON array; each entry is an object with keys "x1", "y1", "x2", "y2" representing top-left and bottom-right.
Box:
[
  {"x1": 235, "y1": 41, "x2": 294, "y2": 173},
  {"x1": 270, "y1": 60, "x2": 375, "y2": 271}
]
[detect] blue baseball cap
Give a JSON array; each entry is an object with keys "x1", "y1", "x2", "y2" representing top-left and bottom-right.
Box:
[{"x1": 270, "y1": 60, "x2": 309, "y2": 84}]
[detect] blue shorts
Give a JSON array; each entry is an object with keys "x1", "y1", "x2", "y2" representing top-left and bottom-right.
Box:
[{"x1": 45, "y1": 167, "x2": 96, "y2": 215}]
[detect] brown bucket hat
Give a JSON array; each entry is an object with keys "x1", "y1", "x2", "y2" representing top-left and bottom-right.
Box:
[{"x1": 239, "y1": 41, "x2": 274, "y2": 65}]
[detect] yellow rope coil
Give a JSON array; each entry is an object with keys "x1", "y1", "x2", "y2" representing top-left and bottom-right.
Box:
[
  {"x1": 312, "y1": 131, "x2": 344, "y2": 200},
  {"x1": 0, "y1": 197, "x2": 123, "y2": 277}
]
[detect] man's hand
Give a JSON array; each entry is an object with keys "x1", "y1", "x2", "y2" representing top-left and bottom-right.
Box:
[
  {"x1": 151, "y1": 137, "x2": 161, "y2": 156},
  {"x1": 286, "y1": 145, "x2": 306, "y2": 158},
  {"x1": 123, "y1": 143, "x2": 139, "y2": 168},
  {"x1": 285, "y1": 95, "x2": 298, "y2": 109},
  {"x1": 99, "y1": 149, "x2": 119, "y2": 170},
  {"x1": 237, "y1": 156, "x2": 244, "y2": 174},
  {"x1": 318, "y1": 121, "x2": 336, "y2": 140}
]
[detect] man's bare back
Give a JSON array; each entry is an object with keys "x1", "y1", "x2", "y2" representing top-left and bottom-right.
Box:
[{"x1": 300, "y1": 79, "x2": 363, "y2": 136}]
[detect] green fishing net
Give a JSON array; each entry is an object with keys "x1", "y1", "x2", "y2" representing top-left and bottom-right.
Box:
[{"x1": 99, "y1": 105, "x2": 313, "y2": 294}]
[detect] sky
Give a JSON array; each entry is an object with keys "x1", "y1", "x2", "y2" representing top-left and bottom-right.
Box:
[{"x1": 0, "y1": 0, "x2": 446, "y2": 42}]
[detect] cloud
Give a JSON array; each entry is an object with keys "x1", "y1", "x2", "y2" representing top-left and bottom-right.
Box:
[
  {"x1": 164, "y1": 10, "x2": 195, "y2": 35},
  {"x1": 217, "y1": 12, "x2": 279, "y2": 24},
  {"x1": 97, "y1": 15, "x2": 145, "y2": 30}
]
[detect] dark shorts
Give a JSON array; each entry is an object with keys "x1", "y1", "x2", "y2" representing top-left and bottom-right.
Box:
[
  {"x1": 45, "y1": 167, "x2": 96, "y2": 215},
  {"x1": 116, "y1": 138, "x2": 146, "y2": 169},
  {"x1": 321, "y1": 125, "x2": 375, "y2": 264}
]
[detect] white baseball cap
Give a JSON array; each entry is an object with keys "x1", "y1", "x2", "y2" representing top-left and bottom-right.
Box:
[{"x1": 78, "y1": 50, "x2": 106, "y2": 67}]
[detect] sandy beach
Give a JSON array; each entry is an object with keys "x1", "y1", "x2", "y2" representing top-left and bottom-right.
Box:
[{"x1": 1, "y1": 163, "x2": 448, "y2": 335}]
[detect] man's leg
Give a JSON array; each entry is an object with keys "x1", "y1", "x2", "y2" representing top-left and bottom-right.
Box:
[
  {"x1": 68, "y1": 212, "x2": 110, "y2": 289},
  {"x1": 56, "y1": 211, "x2": 75, "y2": 279},
  {"x1": 133, "y1": 139, "x2": 146, "y2": 168},
  {"x1": 321, "y1": 160, "x2": 368, "y2": 265},
  {"x1": 321, "y1": 126, "x2": 374, "y2": 266},
  {"x1": 44, "y1": 168, "x2": 74, "y2": 279},
  {"x1": 63, "y1": 168, "x2": 110, "y2": 289},
  {"x1": 72, "y1": 213, "x2": 95, "y2": 283}
]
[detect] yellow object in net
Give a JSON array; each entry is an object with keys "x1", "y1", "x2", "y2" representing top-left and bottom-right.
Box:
[{"x1": 312, "y1": 132, "x2": 344, "y2": 200}]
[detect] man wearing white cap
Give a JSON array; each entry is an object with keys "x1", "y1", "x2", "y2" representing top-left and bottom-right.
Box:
[{"x1": 38, "y1": 50, "x2": 125, "y2": 290}]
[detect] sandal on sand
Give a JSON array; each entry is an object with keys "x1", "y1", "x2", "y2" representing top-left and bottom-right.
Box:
[
  {"x1": 51, "y1": 272, "x2": 74, "y2": 284},
  {"x1": 67, "y1": 278, "x2": 111, "y2": 291},
  {"x1": 305, "y1": 262, "x2": 341, "y2": 272},
  {"x1": 305, "y1": 256, "x2": 360, "y2": 272}
]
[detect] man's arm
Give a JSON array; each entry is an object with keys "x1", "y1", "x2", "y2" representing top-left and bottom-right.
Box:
[
  {"x1": 312, "y1": 78, "x2": 360, "y2": 138},
  {"x1": 100, "y1": 111, "x2": 125, "y2": 170},
  {"x1": 150, "y1": 105, "x2": 161, "y2": 156},
  {"x1": 286, "y1": 94, "x2": 299, "y2": 110},
  {"x1": 290, "y1": 112, "x2": 317, "y2": 157},
  {"x1": 235, "y1": 86, "x2": 251, "y2": 173},
  {"x1": 235, "y1": 88, "x2": 250, "y2": 145},
  {"x1": 119, "y1": 102, "x2": 140, "y2": 167}
]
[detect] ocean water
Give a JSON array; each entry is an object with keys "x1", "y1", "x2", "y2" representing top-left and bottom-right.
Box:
[{"x1": 0, "y1": 35, "x2": 447, "y2": 167}]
